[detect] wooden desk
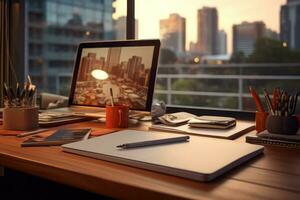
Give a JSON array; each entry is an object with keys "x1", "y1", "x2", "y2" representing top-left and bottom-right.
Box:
[{"x1": 0, "y1": 121, "x2": 300, "y2": 199}]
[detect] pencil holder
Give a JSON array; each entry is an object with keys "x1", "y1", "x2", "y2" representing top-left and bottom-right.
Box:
[
  {"x1": 3, "y1": 107, "x2": 39, "y2": 131},
  {"x1": 266, "y1": 115, "x2": 299, "y2": 135}
]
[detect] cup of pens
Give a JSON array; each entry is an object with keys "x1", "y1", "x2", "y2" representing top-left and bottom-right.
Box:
[
  {"x1": 105, "y1": 88, "x2": 129, "y2": 128},
  {"x1": 265, "y1": 89, "x2": 299, "y2": 135},
  {"x1": 3, "y1": 76, "x2": 38, "y2": 131}
]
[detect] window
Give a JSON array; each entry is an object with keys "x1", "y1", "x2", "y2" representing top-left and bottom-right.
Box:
[
  {"x1": 25, "y1": 0, "x2": 126, "y2": 95},
  {"x1": 13, "y1": 0, "x2": 299, "y2": 114},
  {"x1": 136, "y1": 0, "x2": 300, "y2": 113}
]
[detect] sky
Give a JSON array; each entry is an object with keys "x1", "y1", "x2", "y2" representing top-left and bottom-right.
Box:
[{"x1": 114, "y1": 0, "x2": 287, "y2": 53}]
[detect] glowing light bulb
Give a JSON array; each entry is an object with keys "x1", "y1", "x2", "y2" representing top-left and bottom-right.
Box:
[
  {"x1": 282, "y1": 42, "x2": 288, "y2": 48},
  {"x1": 194, "y1": 57, "x2": 200, "y2": 63}
]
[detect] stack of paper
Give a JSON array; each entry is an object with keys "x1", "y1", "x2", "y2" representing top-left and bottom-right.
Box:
[{"x1": 158, "y1": 112, "x2": 196, "y2": 126}]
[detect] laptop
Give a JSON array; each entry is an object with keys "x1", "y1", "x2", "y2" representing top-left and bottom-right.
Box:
[
  {"x1": 63, "y1": 130, "x2": 264, "y2": 182},
  {"x1": 46, "y1": 39, "x2": 161, "y2": 118}
]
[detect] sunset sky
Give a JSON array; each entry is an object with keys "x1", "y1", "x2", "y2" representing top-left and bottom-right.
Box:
[{"x1": 114, "y1": 0, "x2": 287, "y2": 53}]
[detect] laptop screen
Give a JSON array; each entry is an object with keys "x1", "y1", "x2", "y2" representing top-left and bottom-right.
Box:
[{"x1": 69, "y1": 40, "x2": 160, "y2": 111}]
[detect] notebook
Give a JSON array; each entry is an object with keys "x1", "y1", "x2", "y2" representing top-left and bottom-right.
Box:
[
  {"x1": 150, "y1": 120, "x2": 254, "y2": 139},
  {"x1": 62, "y1": 130, "x2": 263, "y2": 182},
  {"x1": 246, "y1": 129, "x2": 300, "y2": 149},
  {"x1": 21, "y1": 128, "x2": 91, "y2": 147}
]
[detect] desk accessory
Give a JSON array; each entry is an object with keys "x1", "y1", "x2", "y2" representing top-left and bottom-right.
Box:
[
  {"x1": 246, "y1": 129, "x2": 300, "y2": 149},
  {"x1": 3, "y1": 76, "x2": 38, "y2": 131},
  {"x1": 105, "y1": 105, "x2": 129, "y2": 128},
  {"x1": 255, "y1": 111, "x2": 269, "y2": 133},
  {"x1": 21, "y1": 128, "x2": 91, "y2": 147},
  {"x1": 63, "y1": 130, "x2": 263, "y2": 182},
  {"x1": 249, "y1": 86, "x2": 268, "y2": 132},
  {"x1": 188, "y1": 116, "x2": 236, "y2": 129},
  {"x1": 3, "y1": 107, "x2": 38, "y2": 131},
  {"x1": 116, "y1": 135, "x2": 190, "y2": 149},
  {"x1": 264, "y1": 89, "x2": 299, "y2": 135},
  {"x1": 150, "y1": 120, "x2": 254, "y2": 139},
  {"x1": 151, "y1": 100, "x2": 166, "y2": 119},
  {"x1": 249, "y1": 87, "x2": 299, "y2": 134},
  {"x1": 158, "y1": 112, "x2": 196, "y2": 126}
]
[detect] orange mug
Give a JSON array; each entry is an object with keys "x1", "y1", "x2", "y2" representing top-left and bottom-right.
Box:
[
  {"x1": 106, "y1": 105, "x2": 129, "y2": 128},
  {"x1": 255, "y1": 111, "x2": 269, "y2": 133}
]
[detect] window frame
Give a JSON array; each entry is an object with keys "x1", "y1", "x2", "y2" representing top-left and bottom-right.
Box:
[
  {"x1": 126, "y1": 0, "x2": 254, "y2": 120},
  {"x1": 12, "y1": 0, "x2": 255, "y2": 120}
]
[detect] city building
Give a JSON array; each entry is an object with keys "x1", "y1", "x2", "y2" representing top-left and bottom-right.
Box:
[
  {"x1": 197, "y1": 7, "x2": 218, "y2": 55},
  {"x1": 106, "y1": 47, "x2": 121, "y2": 73},
  {"x1": 265, "y1": 28, "x2": 279, "y2": 40},
  {"x1": 159, "y1": 13, "x2": 186, "y2": 56},
  {"x1": 232, "y1": 21, "x2": 266, "y2": 56},
  {"x1": 115, "y1": 16, "x2": 139, "y2": 40},
  {"x1": 217, "y1": 30, "x2": 227, "y2": 55},
  {"x1": 26, "y1": 0, "x2": 116, "y2": 95},
  {"x1": 280, "y1": 0, "x2": 300, "y2": 50}
]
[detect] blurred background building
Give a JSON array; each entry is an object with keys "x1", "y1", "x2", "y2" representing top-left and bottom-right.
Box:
[
  {"x1": 196, "y1": 7, "x2": 218, "y2": 55},
  {"x1": 232, "y1": 21, "x2": 266, "y2": 56},
  {"x1": 217, "y1": 30, "x2": 227, "y2": 55},
  {"x1": 159, "y1": 14, "x2": 186, "y2": 57},
  {"x1": 26, "y1": 0, "x2": 116, "y2": 95},
  {"x1": 115, "y1": 16, "x2": 138, "y2": 40},
  {"x1": 280, "y1": 0, "x2": 300, "y2": 50}
]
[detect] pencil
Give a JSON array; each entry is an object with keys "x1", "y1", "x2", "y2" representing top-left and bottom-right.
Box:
[
  {"x1": 249, "y1": 86, "x2": 265, "y2": 112},
  {"x1": 263, "y1": 89, "x2": 275, "y2": 115},
  {"x1": 109, "y1": 87, "x2": 114, "y2": 107}
]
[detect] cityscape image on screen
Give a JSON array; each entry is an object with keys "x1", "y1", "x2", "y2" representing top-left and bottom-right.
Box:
[{"x1": 73, "y1": 46, "x2": 155, "y2": 110}]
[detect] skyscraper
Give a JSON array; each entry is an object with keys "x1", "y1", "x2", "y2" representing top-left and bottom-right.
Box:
[
  {"x1": 78, "y1": 53, "x2": 97, "y2": 81},
  {"x1": 197, "y1": 7, "x2": 218, "y2": 55},
  {"x1": 115, "y1": 16, "x2": 139, "y2": 40},
  {"x1": 127, "y1": 56, "x2": 142, "y2": 80},
  {"x1": 159, "y1": 14, "x2": 186, "y2": 56},
  {"x1": 26, "y1": 0, "x2": 115, "y2": 95},
  {"x1": 232, "y1": 21, "x2": 266, "y2": 56},
  {"x1": 106, "y1": 47, "x2": 121, "y2": 72},
  {"x1": 217, "y1": 30, "x2": 227, "y2": 55},
  {"x1": 280, "y1": 0, "x2": 300, "y2": 50}
]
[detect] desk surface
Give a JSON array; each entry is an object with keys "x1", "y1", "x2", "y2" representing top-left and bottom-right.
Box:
[{"x1": 0, "y1": 121, "x2": 300, "y2": 200}]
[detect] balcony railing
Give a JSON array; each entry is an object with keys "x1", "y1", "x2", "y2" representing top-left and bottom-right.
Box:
[{"x1": 155, "y1": 63, "x2": 300, "y2": 112}]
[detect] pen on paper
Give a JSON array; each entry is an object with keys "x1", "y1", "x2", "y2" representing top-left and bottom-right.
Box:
[{"x1": 116, "y1": 136, "x2": 190, "y2": 149}]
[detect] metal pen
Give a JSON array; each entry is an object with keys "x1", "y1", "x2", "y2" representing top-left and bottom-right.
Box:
[{"x1": 116, "y1": 136, "x2": 190, "y2": 149}]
